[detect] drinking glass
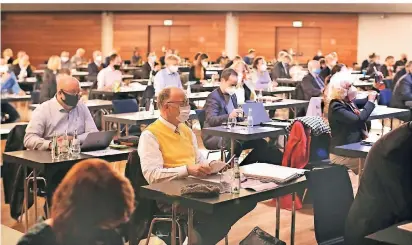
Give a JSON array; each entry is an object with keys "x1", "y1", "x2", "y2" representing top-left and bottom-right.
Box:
[
  {"x1": 227, "y1": 117, "x2": 237, "y2": 130},
  {"x1": 57, "y1": 137, "x2": 70, "y2": 160},
  {"x1": 71, "y1": 140, "x2": 81, "y2": 158},
  {"x1": 219, "y1": 169, "x2": 233, "y2": 194}
]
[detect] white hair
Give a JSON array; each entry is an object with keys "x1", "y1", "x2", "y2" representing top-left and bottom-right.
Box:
[{"x1": 326, "y1": 70, "x2": 353, "y2": 100}]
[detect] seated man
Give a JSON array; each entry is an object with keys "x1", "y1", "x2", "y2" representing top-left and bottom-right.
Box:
[
  {"x1": 345, "y1": 121, "x2": 412, "y2": 245},
  {"x1": 138, "y1": 87, "x2": 255, "y2": 245},
  {"x1": 153, "y1": 54, "x2": 182, "y2": 96},
  {"x1": 202, "y1": 68, "x2": 282, "y2": 165},
  {"x1": 24, "y1": 75, "x2": 98, "y2": 204},
  {"x1": 302, "y1": 60, "x2": 325, "y2": 101},
  {"x1": 97, "y1": 53, "x2": 122, "y2": 91},
  {"x1": 391, "y1": 61, "x2": 412, "y2": 110}
]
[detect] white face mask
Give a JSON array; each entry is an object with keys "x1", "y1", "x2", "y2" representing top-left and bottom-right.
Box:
[
  {"x1": 61, "y1": 57, "x2": 69, "y2": 63},
  {"x1": 168, "y1": 65, "x2": 178, "y2": 73},
  {"x1": 225, "y1": 86, "x2": 236, "y2": 95},
  {"x1": 201, "y1": 61, "x2": 208, "y2": 68},
  {"x1": 176, "y1": 105, "x2": 191, "y2": 123},
  {"x1": 95, "y1": 56, "x2": 102, "y2": 62},
  {"x1": 260, "y1": 64, "x2": 267, "y2": 71}
]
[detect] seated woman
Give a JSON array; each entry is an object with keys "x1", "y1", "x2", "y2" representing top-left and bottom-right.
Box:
[
  {"x1": 12, "y1": 54, "x2": 33, "y2": 80},
  {"x1": 327, "y1": 71, "x2": 377, "y2": 174},
  {"x1": 250, "y1": 56, "x2": 278, "y2": 92},
  {"x1": 40, "y1": 55, "x2": 61, "y2": 103},
  {"x1": 189, "y1": 53, "x2": 208, "y2": 84},
  {"x1": 17, "y1": 158, "x2": 135, "y2": 245},
  {"x1": 1, "y1": 59, "x2": 24, "y2": 123},
  {"x1": 231, "y1": 60, "x2": 255, "y2": 104}
]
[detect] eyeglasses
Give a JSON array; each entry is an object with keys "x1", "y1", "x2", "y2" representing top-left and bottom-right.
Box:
[{"x1": 166, "y1": 100, "x2": 189, "y2": 107}]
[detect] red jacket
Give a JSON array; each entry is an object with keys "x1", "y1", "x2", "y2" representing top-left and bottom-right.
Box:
[{"x1": 279, "y1": 121, "x2": 311, "y2": 210}]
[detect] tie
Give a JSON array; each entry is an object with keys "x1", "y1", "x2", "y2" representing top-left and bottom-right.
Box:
[
  {"x1": 314, "y1": 75, "x2": 325, "y2": 88},
  {"x1": 174, "y1": 127, "x2": 180, "y2": 135}
]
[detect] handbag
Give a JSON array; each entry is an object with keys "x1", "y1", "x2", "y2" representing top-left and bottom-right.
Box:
[{"x1": 240, "y1": 227, "x2": 286, "y2": 245}]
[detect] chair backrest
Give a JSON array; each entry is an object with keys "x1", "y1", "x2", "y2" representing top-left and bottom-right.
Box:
[
  {"x1": 141, "y1": 85, "x2": 155, "y2": 111},
  {"x1": 195, "y1": 109, "x2": 206, "y2": 129},
  {"x1": 31, "y1": 90, "x2": 40, "y2": 104},
  {"x1": 378, "y1": 88, "x2": 392, "y2": 106},
  {"x1": 305, "y1": 166, "x2": 354, "y2": 244},
  {"x1": 112, "y1": 99, "x2": 139, "y2": 114}
]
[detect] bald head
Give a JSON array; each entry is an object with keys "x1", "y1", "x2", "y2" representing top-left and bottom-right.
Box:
[
  {"x1": 308, "y1": 60, "x2": 320, "y2": 71},
  {"x1": 57, "y1": 75, "x2": 80, "y2": 92},
  {"x1": 158, "y1": 87, "x2": 186, "y2": 110}
]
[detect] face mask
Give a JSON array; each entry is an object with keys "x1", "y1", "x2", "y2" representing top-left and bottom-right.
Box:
[
  {"x1": 312, "y1": 68, "x2": 321, "y2": 75},
  {"x1": 168, "y1": 65, "x2": 178, "y2": 73},
  {"x1": 61, "y1": 57, "x2": 69, "y2": 63},
  {"x1": 347, "y1": 86, "x2": 357, "y2": 101},
  {"x1": 225, "y1": 86, "x2": 236, "y2": 95},
  {"x1": 201, "y1": 61, "x2": 208, "y2": 68},
  {"x1": 95, "y1": 56, "x2": 102, "y2": 62},
  {"x1": 260, "y1": 64, "x2": 267, "y2": 71},
  {"x1": 0, "y1": 65, "x2": 8, "y2": 73},
  {"x1": 113, "y1": 65, "x2": 121, "y2": 70},
  {"x1": 176, "y1": 105, "x2": 191, "y2": 123},
  {"x1": 60, "y1": 90, "x2": 79, "y2": 107}
]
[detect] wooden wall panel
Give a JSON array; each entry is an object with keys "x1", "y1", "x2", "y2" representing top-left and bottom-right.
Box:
[
  {"x1": 1, "y1": 13, "x2": 101, "y2": 67},
  {"x1": 238, "y1": 13, "x2": 358, "y2": 66},
  {"x1": 113, "y1": 13, "x2": 226, "y2": 62}
]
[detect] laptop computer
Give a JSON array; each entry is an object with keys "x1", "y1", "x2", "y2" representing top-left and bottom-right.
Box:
[
  {"x1": 238, "y1": 102, "x2": 272, "y2": 126},
  {"x1": 81, "y1": 131, "x2": 117, "y2": 152}
]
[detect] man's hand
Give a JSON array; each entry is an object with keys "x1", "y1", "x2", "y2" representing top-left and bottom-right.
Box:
[
  {"x1": 187, "y1": 165, "x2": 212, "y2": 177},
  {"x1": 229, "y1": 108, "x2": 243, "y2": 119},
  {"x1": 56, "y1": 136, "x2": 73, "y2": 144}
]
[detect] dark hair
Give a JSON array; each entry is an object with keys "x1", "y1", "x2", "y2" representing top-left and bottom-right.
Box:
[
  {"x1": 52, "y1": 159, "x2": 134, "y2": 245},
  {"x1": 325, "y1": 64, "x2": 346, "y2": 85},
  {"x1": 109, "y1": 54, "x2": 118, "y2": 62},
  {"x1": 59, "y1": 68, "x2": 71, "y2": 76},
  {"x1": 385, "y1": 56, "x2": 394, "y2": 61},
  {"x1": 194, "y1": 52, "x2": 201, "y2": 61},
  {"x1": 319, "y1": 58, "x2": 326, "y2": 65},
  {"x1": 252, "y1": 56, "x2": 264, "y2": 69},
  {"x1": 369, "y1": 53, "x2": 376, "y2": 59},
  {"x1": 199, "y1": 53, "x2": 208, "y2": 61},
  {"x1": 220, "y1": 68, "x2": 238, "y2": 81},
  {"x1": 248, "y1": 49, "x2": 255, "y2": 54}
]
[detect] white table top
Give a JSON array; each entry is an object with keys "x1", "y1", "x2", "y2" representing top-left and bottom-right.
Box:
[{"x1": 1, "y1": 225, "x2": 23, "y2": 245}]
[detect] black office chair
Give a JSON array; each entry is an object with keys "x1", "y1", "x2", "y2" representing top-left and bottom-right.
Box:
[
  {"x1": 112, "y1": 99, "x2": 141, "y2": 136},
  {"x1": 305, "y1": 165, "x2": 354, "y2": 245}
]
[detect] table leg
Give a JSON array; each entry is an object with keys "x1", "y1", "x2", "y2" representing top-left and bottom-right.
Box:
[
  {"x1": 276, "y1": 197, "x2": 280, "y2": 238},
  {"x1": 23, "y1": 166, "x2": 29, "y2": 232},
  {"x1": 187, "y1": 208, "x2": 194, "y2": 245},
  {"x1": 171, "y1": 203, "x2": 177, "y2": 245},
  {"x1": 33, "y1": 169, "x2": 38, "y2": 222},
  {"x1": 390, "y1": 118, "x2": 393, "y2": 130},
  {"x1": 291, "y1": 192, "x2": 296, "y2": 245}
]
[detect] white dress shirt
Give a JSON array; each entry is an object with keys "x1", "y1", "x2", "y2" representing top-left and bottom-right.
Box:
[
  {"x1": 97, "y1": 66, "x2": 122, "y2": 90},
  {"x1": 138, "y1": 117, "x2": 224, "y2": 184}
]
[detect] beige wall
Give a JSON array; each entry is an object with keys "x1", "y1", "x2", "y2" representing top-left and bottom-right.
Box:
[{"x1": 357, "y1": 14, "x2": 412, "y2": 63}]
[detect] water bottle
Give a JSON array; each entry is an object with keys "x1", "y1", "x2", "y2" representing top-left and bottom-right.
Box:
[
  {"x1": 60, "y1": 130, "x2": 70, "y2": 159},
  {"x1": 71, "y1": 130, "x2": 81, "y2": 158},
  {"x1": 187, "y1": 82, "x2": 191, "y2": 95},
  {"x1": 232, "y1": 157, "x2": 241, "y2": 194},
  {"x1": 247, "y1": 108, "x2": 254, "y2": 129},
  {"x1": 149, "y1": 98, "x2": 155, "y2": 115},
  {"x1": 51, "y1": 131, "x2": 58, "y2": 160}
]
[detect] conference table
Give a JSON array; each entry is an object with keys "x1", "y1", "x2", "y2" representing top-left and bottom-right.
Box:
[
  {"x1": 102, "y1": 110, "x2": 197, "y2": 135},
  {"x1": 30, "y1": 99, "x2": 112, "y2": 112},
  {"x1": 141, "y1": 176, "x2": 307, "y2": 245},
  {"x1": 1, "y1": 94, "x2": 31, "y2": 103},
  {"x1": 260, "y1": 86, "x2": 296, "y2": 98},
  {"x1": 91, "y1": 85, "x2": 147, "y2": 99},
  {"x1": 276, "y1": 78, "x2": 302, "y2": 86},
  {"x1": 3, "y1": 148, "x2": 133, "y2": 231},
  {"x1": 366, "y1": 221, "x2": 412, "y2": 245}
]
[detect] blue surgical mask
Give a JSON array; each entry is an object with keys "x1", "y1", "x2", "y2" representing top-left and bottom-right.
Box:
[{"x1": 312, "y1": 68, "x2": 321, "y2": 75}]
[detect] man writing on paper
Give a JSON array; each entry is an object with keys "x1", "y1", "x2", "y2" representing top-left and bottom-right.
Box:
[{"x1": 138, "y1": 87, "x2": 256, "y2": 245}]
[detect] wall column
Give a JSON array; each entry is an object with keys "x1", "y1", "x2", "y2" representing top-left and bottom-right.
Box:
[
  {"x1": 225, "y1": 12, "x2": 239, "y2": 59},
  {"x1": 101, "y1": 11, "x2": 114, "y2": 56}
]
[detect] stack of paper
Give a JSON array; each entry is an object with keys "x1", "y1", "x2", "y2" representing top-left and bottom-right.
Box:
[{"x1": 241, "y1": 163, "x2": 306, "y2": 184}]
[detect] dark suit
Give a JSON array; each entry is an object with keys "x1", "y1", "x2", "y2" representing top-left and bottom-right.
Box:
[
  {"x1": 271, "y1": 62, "x2": 291, "y2": 80},
  {"x1": 159, "y1": 56, "x2": 166, "y2": 66},
  {"x1": 140, "y1": 62, "x2": 152, "y2": 79},
  {"x1": 39, "y1": 68, "x2": 57, "y2": 103},
  {"x1": 361, "y1": 59, "x2": 370, "y2": 71},
  {"x1": 319, "y1": 66, "x2": 331, "y2": 80},
  {"x1": 345, "y1": 122, "x2": 412, "y2": 245},
  {"x1": 87, "y1": 62, "x2": 103, "y2": 77},
  {"x1": 394, "y1": 59, "x2": 407, "y2": 73},
  {"x1": 202, "y1": 88, "x2": 282, "y2": 165},
  {"x1": 301, "y1": 73, "x2": 324, "y2": 101},
  {"x1": 328, "y1": 98, "x2": 375, "y2": 149},
  {"x1": 390, "y1": 73, "x2": 412, "y2": 111},
  {"x1": 379, "y1": 64, "x2": 391, "y2": 78},
  {"x1": 366, "y1": 62, "x2": 381, "y2": 76},
  {"x1": 392, "y1": 68, "x2": 407, "y2": 90},
  {"x1": 12, "y1": 65, "x2": 33, "y2": 78}
]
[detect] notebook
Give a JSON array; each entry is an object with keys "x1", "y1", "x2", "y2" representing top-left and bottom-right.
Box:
[{"x1": 241, "y1": 163, "x2": 306, "y2": 184}]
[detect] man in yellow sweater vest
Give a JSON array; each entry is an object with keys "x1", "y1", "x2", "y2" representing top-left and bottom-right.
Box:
[{"x1": 138, "y1": 87, "x2": 256, "y2": 245}]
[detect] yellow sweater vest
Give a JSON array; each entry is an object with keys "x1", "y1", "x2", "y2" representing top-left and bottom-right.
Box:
[{"x1": 146, "y1": 120, "x2": 196, "y2": 168}]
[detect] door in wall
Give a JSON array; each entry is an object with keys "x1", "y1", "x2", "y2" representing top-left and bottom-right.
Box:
[
  {"x1": 149, "y1": 25, "x2": 190, "y2": 59},
  {"x1": 275, "y1": 27, "x2": 321, "y2": 65},
  {"x1": 148, "y1": 26, "x2": 170, "y2": 56}
]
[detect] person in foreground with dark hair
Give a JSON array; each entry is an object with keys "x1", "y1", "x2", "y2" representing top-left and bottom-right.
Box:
[
  {"x1": 17, "y1": 158, "x2": 135, "y2": 245},
  {"x1": 345, "y1": 121, "x2": 412, "y2": 245}
]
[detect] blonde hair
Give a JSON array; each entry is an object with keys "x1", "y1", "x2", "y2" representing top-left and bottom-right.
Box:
[
  {"x1": 3, "y1": 48, "x2": 13, "y2": 58},
  {"x1": 323, "y1": 71, "x2": 352, "y2": 114},
  {"x1": 47, "y1": 55, "x2": 61, "y2": 71},
  {"x1": 165, "y1": 54, "x2": 180, "y2": 64}
]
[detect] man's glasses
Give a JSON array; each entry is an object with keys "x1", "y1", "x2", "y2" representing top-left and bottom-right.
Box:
[{"x1": 166, "y1": 100, "x2": 189, "y2": 107}]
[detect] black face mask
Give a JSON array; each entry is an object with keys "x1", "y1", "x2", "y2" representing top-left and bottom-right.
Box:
[
  {"x1": 114, "y1": 65, "x2": 121, "y2": 70},
  {"x1": 403, "y1": 58, "x2": 408, "y2": 63},
  {"x1": 60, "y1": 90, "x2": 79, "y2": 107}
]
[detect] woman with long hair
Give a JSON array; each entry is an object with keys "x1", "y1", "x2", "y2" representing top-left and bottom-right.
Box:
[
  {"x1": 189, "y1": 53, "x2": 208, "y2": 83},
  {"x1": 18, "y1": 158, "x2": 135, "y2": 245}
]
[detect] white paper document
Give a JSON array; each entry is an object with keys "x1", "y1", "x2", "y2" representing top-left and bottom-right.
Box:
[
  {"x1": 241, "y1": 163, "x2": 306, "y2": 184},
  {"x1": 83, "y1": 148, "x2": 126, "y2": 157}
]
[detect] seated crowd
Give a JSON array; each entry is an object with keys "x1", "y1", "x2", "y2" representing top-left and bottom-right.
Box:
[{"x1": 1, "y1": 46, "x2": 411, "y2": 245}]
